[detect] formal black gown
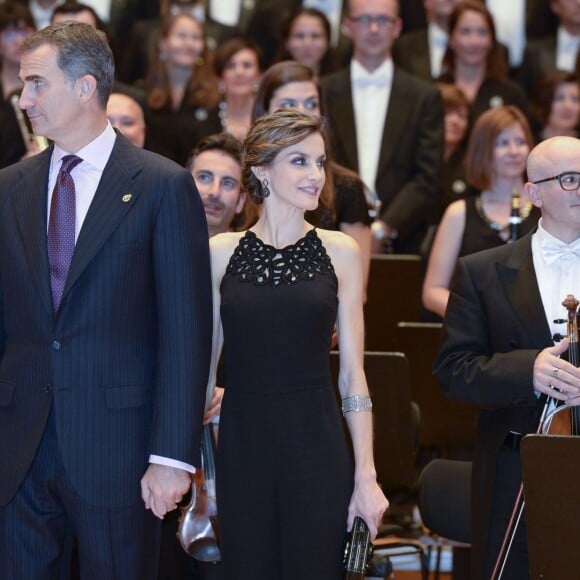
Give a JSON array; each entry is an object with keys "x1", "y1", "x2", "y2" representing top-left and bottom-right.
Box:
[{"x1": 216, "y1": 229, "x2": 353, "y2": 580}]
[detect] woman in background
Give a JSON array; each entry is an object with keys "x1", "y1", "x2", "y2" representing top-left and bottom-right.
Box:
[
  {"x1": 439, "y1": 1, "x2": 527, "y2": 125},
  {"x1": 253, "y1": 61, "x2": 372, "y2": 289},
  {"x1": 437, "y1": 83, "x2": 471, "y2": 217},
  {"x1": 143, "y1": 13, "x2": 218, "y2": 164},
  {"x1": 422, "y1": 106, "x2": 539, "y2": 318},
  {"x1": 197, "y1": 37, "x2": 262, "y2": 142},
  {"x1": 530, "y1": 71, "x2": 580, "y2": 143},
  {"x1": 208, "y1": 109, "x2": 387, "y2": 579},
  {"x1": 276, "y1": 7, "x2": 338, "y2": 77}
]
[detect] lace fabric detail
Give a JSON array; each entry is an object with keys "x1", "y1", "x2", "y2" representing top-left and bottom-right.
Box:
[{"x1": 225, "y1": 229, "x2": 335, "y2": 287}]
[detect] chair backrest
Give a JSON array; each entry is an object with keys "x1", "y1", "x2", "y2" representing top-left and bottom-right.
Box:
[
  {"x1": 418, "y1": 459, "x2": 472, "y2": 544},
  {"x1": 395, "y1": 322, "x2": 478, "y2": 452},
  {"x1": 364, "y1": 255, "x2": 422, "y2": 351},
  {"x1": 330, "y1": 351, "x2": 416, "y2": 494}
]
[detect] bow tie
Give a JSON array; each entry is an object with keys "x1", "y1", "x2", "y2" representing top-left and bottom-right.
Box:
[
  {"x1": 352, "y1": 74, "x2": 389, "y2": 89},
  {"x1": 541, "y1": 238, "x2": 580, "y2": 264}
]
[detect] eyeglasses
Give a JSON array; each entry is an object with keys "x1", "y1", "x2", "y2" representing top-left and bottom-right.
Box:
[
  {"x1": 348, "y1": 14, "x2": 397, "y2": 27},
  {"x1": 532, "y1": 171, "x2": 580, "y2": 191}
]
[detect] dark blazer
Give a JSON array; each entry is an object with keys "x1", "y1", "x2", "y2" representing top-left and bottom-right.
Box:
[
  {"x1": 433, "y1": 233, "x2": 551, "y2": 578},
  {"x1": 518, "y1": 36, "x2": 559, "y2": 94},
  {"x1": 320, "y1": 66, "x2": 444, "y2": 253},
  {"x1": 0, "y1": 135, "x2": 212, "y2": 508},
  {"x1": 392, "y1": 28, "x2": 433, "y2": 81}
]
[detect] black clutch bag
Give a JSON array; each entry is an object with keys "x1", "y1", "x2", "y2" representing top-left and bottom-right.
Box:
[{"x1": 343, "y1": 516, "x2": 374, "y2": 579}]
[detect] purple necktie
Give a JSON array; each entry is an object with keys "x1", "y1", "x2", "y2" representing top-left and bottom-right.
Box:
[{"x1": 48, "y1": 154, "x2": 82, "y2": 312}]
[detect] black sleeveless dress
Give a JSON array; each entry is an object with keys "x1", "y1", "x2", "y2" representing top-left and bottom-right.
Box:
[{"x1": 216, "y1": 229, "x2": 353, "y2": 579}]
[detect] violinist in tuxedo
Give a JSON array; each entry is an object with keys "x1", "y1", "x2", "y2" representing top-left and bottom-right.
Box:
[
  {"x1": 0, "y1": 21, "x2": 212, "y2": 579},
  {"x1": 434, "y1": 135, "x2": 580, "y2": 579}
]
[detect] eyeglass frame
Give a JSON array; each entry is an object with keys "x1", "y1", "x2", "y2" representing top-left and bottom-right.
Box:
[
  {"x1": 531, "y1": 171, "x2": 580, "y2": 191},
  {"x1": 348, "y1": 14, "x2": 398, "y2": 27}
]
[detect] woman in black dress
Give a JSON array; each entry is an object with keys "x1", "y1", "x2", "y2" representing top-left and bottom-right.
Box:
[
  {"x1": 206, "y1": 109, "x2": 387, "y2": 579},
  {"x1": 422, "y1": 105, "x2": 539, "y2": 318}
]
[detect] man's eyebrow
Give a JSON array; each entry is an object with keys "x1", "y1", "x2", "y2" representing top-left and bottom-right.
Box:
[{"x1": 22, "y1": 74, "x2": 43, "y2": 82}]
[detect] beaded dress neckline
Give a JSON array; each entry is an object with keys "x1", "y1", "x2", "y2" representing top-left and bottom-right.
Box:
[{"x1": 225, "y1": 228, "x2": 335, "y2": 287}]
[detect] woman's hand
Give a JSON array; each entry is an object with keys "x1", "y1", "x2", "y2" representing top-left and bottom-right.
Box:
[
  {"x1": 203, "y1": 387, "x2": 224, "y2": 424},
  {"x1": 347, "y1": 474, "x2": 389, "y2": 539}
]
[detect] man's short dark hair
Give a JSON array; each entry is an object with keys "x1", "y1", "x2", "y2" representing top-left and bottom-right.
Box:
[
  {"x1": 186, "y1": 133, "x2": 243, "y2": 171},
  {"x1": 22, "y1": 21, "x2": 114, "y2": 108},
  {"x1": 51, "y1": 2, "x2": 105, "y2": 31}
]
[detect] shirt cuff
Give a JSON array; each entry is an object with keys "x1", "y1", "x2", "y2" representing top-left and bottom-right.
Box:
[{"x1": 149, "y1": 454, "x2": 196, "y2": 474}]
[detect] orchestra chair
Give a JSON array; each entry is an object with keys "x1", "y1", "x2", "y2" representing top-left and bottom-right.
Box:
[
  {"x1": 364, "y1": 254, "x2": 422, "y2": 351},
  {"x1": 521, "y1": 434, "x2": 580, "y2": 578},
  {"x1": 330, "y1": 351, "x2": 428, "y2": 578},
  {"x1": 418, "y1": 459, "x2": 472, "y2": 580},
  {"x1": 395, "y1": 322, "x2": 478, "y2": 458}
]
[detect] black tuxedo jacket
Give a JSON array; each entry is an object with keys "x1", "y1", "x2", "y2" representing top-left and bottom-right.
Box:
[
  {"x1": 434, "y1": 233, "x2": 552, "y2": 576},
  {"x1": 392, "y1": 29, "x2": 432, "y2": 81},
  {"x1": 0, "y1": 136, "x2": 212, "y2": 507},
  {"x1": 320, "y1": 66, "x2": 444, "y2": 253},
  {"x1": 518, "y1": 36, "x2": 559, "y2": 94}
]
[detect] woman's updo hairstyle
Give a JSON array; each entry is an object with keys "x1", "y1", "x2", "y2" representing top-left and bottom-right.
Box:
[{"x1": 242, "y1": 109, "x2": 327, "y2": 203}]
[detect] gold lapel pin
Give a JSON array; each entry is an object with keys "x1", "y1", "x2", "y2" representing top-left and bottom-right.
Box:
[{"x1": 122, "y1": 194, "x2": 132, "y2": 203}]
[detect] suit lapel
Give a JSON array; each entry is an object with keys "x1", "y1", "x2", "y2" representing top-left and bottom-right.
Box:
[
  {"x1": 497, "y1": 235, "x2": 553, "y2": 344},
  {"x1": 61, "y1": 137, "x2": 142, "y2": 304},
  {"x1": 12, "y1": 148, "x2": 54, "y2": 315}
]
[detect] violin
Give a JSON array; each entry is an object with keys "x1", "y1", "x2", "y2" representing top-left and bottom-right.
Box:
[
  {"x1": 492, "y1": 294, "x2": 580, "y2": 579},
  {"x1": 177, "y1": 423, "x2": 221, "y2": 563},
  {"x1": 541, "y1": 294, "x2": 580, "y2": 434}
]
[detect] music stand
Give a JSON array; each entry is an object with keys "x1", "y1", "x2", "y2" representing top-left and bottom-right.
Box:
[{"x1": 520, "y1": 434, "x2": 580, "y2": 577}]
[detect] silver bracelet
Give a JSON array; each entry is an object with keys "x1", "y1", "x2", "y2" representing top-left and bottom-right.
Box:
[{"x1": 341, "y1": 395, "x2": 373, "y2": 416}]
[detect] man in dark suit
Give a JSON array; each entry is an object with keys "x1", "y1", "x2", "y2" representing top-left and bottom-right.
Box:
[
  {"x1": 392, "y1": 0, "x2": 460, "y2": 81},
  {"x1": 320, "y1": 0, "x2": 444, "y2": 254},
  {"x1": 519, "y1": 0, "x2": 580, "y2": 94},
  {"x1": 434, "y1": 136, "x2": 580, "y2": 579},
  {"x1": 0, "y1": 21, "x2": 212, "y2": 579}
]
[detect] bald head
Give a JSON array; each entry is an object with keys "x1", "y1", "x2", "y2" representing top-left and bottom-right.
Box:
[{"x1": 526, "y1": 136, "x2": 580, "y2": 182}]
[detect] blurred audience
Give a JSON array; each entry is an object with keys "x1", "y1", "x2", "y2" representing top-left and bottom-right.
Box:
[
  {"x1": 196, "y1": 37, "x2": 261, "y2": 142},
  {"x1": 51, "y1": 1, "x2": 103, "y2": 27},
  {"x1": 531, "y1": 70, "x2": 580, "y2": 142},
  {"x1": 106, "y1": 92, "x2": 147, "y2": 148},
  {"x1": 519, "y1": 0, "x2": 580, "y2": 94},
  {"x1": 321, "y1": 0, "x2": 444, "y2": 254},
  {"x1": 438, "y1": 82, "x2": 470, "y2": 216},
  {"x1": 0, "y1": 1, "x2": 35, "y2": 168},
  {"x1": 142, "y1": 13, "x2": 219, "y2": 164},
  {"x1": 276, "y1": 7, "x2": 338, "y2": 77},
  {"x1": 393, "y1": 0, "x2": 461, "y2": 81},
  {"x1": 422, "y1": 105, "x2": 539, "y2": 318},
  {"x1": 439, "y1": 1, "x2": 527, "y2": 125}
]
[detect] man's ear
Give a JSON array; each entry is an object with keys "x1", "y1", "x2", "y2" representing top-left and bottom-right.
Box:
[
  {"x1": 235, "y1": 191, "x2": 247, "y2": 214},
  {"x1": 78, "y1": 75, "x2": 97, "y2": 102},
  {"x1": 525, "y1": 181, "x2": 543, "y2": 208}
]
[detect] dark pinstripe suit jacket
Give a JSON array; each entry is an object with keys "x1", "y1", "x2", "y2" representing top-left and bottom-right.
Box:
[{"x1": 0, "y1": 135, "x2": 212, "y2": 508}]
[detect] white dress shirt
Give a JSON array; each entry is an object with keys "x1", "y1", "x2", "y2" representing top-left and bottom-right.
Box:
[
  {"x1": 351, "y1": 58, "x2": 393, "y2": 196},
  {"x1": 29, "y1": 0, "x2": 65, "y2": 30},
  {"x1": 532, "y1": 219, "x2": 580, "y2": 343},
  {"x1": 209, "y1": 0, "x2": 243, "y2": 27},
  {"x1": 557, "y1": 27, "x2": 580, "y2": 72},
  {"x1": 428, "y1": 22, "x2": 448, "y2": 79},
  {"x1": 487, "y1": 0, "x2": 526, "y2": 67},
  {"x1": 50, "y1": 123, "x2": 195, "y2": 473}
]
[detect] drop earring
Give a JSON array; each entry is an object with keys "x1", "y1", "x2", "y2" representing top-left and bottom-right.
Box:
[{"x1": 261, "y1": 179, "x2": 270, "y2": 198}]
